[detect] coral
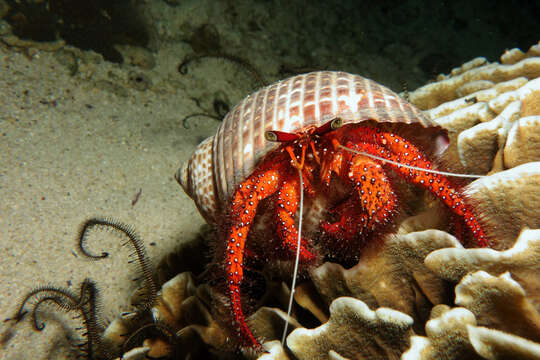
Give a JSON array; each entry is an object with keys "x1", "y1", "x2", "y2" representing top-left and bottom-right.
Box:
[
  {"x1": 100, "y1": 228, "x2": 460, "y2": 358},
  {"x1": 305, "y1": 229, "x2": 460, "y2": 329},
  {"x1": 401, "y1": 271, "x2": 540, "y2": 360},
  {"x1": 408, "y1": 46, "x2": 540, "y2": 110},
  {"x1": 466, "y1": 164, "x2": 540, "y2": 248},
  {"x1": 104, "y1": 227, "x2": 540, "y2": 359},
  {"x1": 287, "y1": 297, "x2": 413, "y2": 360},
  {"x1": 503, "y1": 116, "x2": 540, "y2": 168},
  {"x1": 402, "y1": 306, "x2": 478, "y2": 360},
  {"x1": 104, "y1": 272, "x2": 234, "y2": 359},
  {"x1": 455, "y1": 271, "x2": 540, "y2": 341},
  {"x1": 468, "y1": 326, "x2": 540, "y2": 359},
  {"x1": 425, "y1": 228, "x2": 540, "y2": 308},
  {"x1": 104, "y1": 267, "x2": 304, "y2": 359},
  {"x1": 116, "y1": 347, "x2": 150, "y2": 360},
  {"x1": 258, "y1": 341, "x2": 289, "y2": 360},
  {"x1": 405, "y1": 41, "x2": 540, "y2": 176}
]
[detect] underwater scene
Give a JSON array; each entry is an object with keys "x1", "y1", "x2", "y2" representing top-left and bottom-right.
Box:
[{"x1": 0, "y1": 0, "x2": 539, "y2": 359}]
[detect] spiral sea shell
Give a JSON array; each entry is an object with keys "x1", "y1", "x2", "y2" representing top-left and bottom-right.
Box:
[{"x1": 176, "y1": 71, "x2": 447, "y2": 223}]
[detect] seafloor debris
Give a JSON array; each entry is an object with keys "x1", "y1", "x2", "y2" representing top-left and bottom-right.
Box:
[{"x1": 104, "y1": 43, "x2": 540, "y2": 359}]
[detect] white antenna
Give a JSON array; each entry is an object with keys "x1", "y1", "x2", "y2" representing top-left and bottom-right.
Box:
[
  {"x1": 338, "y1": 145, "x2": 486, "y2": 179},
  {"x1": 281, "y1": 167, "x2": 304, "y2": 346}
]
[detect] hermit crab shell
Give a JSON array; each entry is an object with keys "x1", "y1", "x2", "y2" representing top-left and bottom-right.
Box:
[{"x1": 177, "y1": 71, "x2": 447, "y2": 224}]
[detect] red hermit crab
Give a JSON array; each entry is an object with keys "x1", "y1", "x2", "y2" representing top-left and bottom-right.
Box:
[{"x1": 176, "y1": 71, "x2": 488, "y2": 350}]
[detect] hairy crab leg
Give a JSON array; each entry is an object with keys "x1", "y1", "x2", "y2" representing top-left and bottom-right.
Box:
[
  {"x1": 227, "y1": 168, "x2": 281, "y2": 348},
  {"x1": 276, "y1": 175, "x2": 317, "y2": 262},
  {"x1": 343, "y1": 126, "x2": 488, "y2": 246},
  {"x1": 226, "y1": 164, "x2": 315, "y2": 348},
  {"x1": 322, "y1": 157, "x2": 398, "y2": 241},
  {"x1": 321, "y1": 200, "x2": 368, "y2": 241}
]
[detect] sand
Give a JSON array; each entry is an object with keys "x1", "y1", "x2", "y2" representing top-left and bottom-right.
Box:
[{"x1": 0, "y1": 44, "x2": 220, "y2": 358}]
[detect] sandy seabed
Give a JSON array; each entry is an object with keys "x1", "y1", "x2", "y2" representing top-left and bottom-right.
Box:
[{"x1": 0, "y1": 46, "x2": 219, "y2": 359}]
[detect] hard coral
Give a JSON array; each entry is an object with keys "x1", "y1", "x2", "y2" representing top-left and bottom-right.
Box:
[
  {"x1": 406, "y1": 41, "x2": 540, "y2": 176},
  {"x1": 466, "y1": 164, "x2": 540, "y2": 247},
  {"x1": 426, "y1": 228, "x2": 540, "y2": 308},
  {"x1": 455, "y1": 271, "x2": 540, "y2": 341},
  {"x1": 402, "y1": 273, "x2": 540, "y2": 360},
  {"x1": 287, "y1": 297, "x2": 413, "y2": 360},
  {"x1": 403, "y1": 306, "x2": 478, "y2": 360},
  {"x1": 305, "y1": 229, "x2": 461, "y2": 331},
  {"x1": 106, "y1": 227, "x2": 540, "y2": 359}
]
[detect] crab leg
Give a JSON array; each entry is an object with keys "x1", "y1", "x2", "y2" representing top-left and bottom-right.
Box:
[
  {"x1": 322, "y1": 156, "x2": 398, "y2": 241},
  {"x1": 225, "y1": 164, "x2": 315, "y2": 348},
  {"x1": 226, "y1": 167, "x2": 280, "y2": 348},
  {"x1": 275, "y1": 174, "x2": 317, "y2": 262},
  {"x1": 347, "y1": 126, "x2": 488, "y2": 246}
]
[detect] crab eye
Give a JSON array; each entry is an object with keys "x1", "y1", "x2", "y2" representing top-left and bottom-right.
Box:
[
  {"x1": 331, "y1": 118, "x2": 343, "y2": 130},
  {"x1": 265, "y1": 131, "x2": 278, "y2": 142}
]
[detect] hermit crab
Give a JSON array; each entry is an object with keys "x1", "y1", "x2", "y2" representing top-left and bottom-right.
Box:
[{"x1": 176, "y1": 71, "x2": 488, "y2": 350}]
